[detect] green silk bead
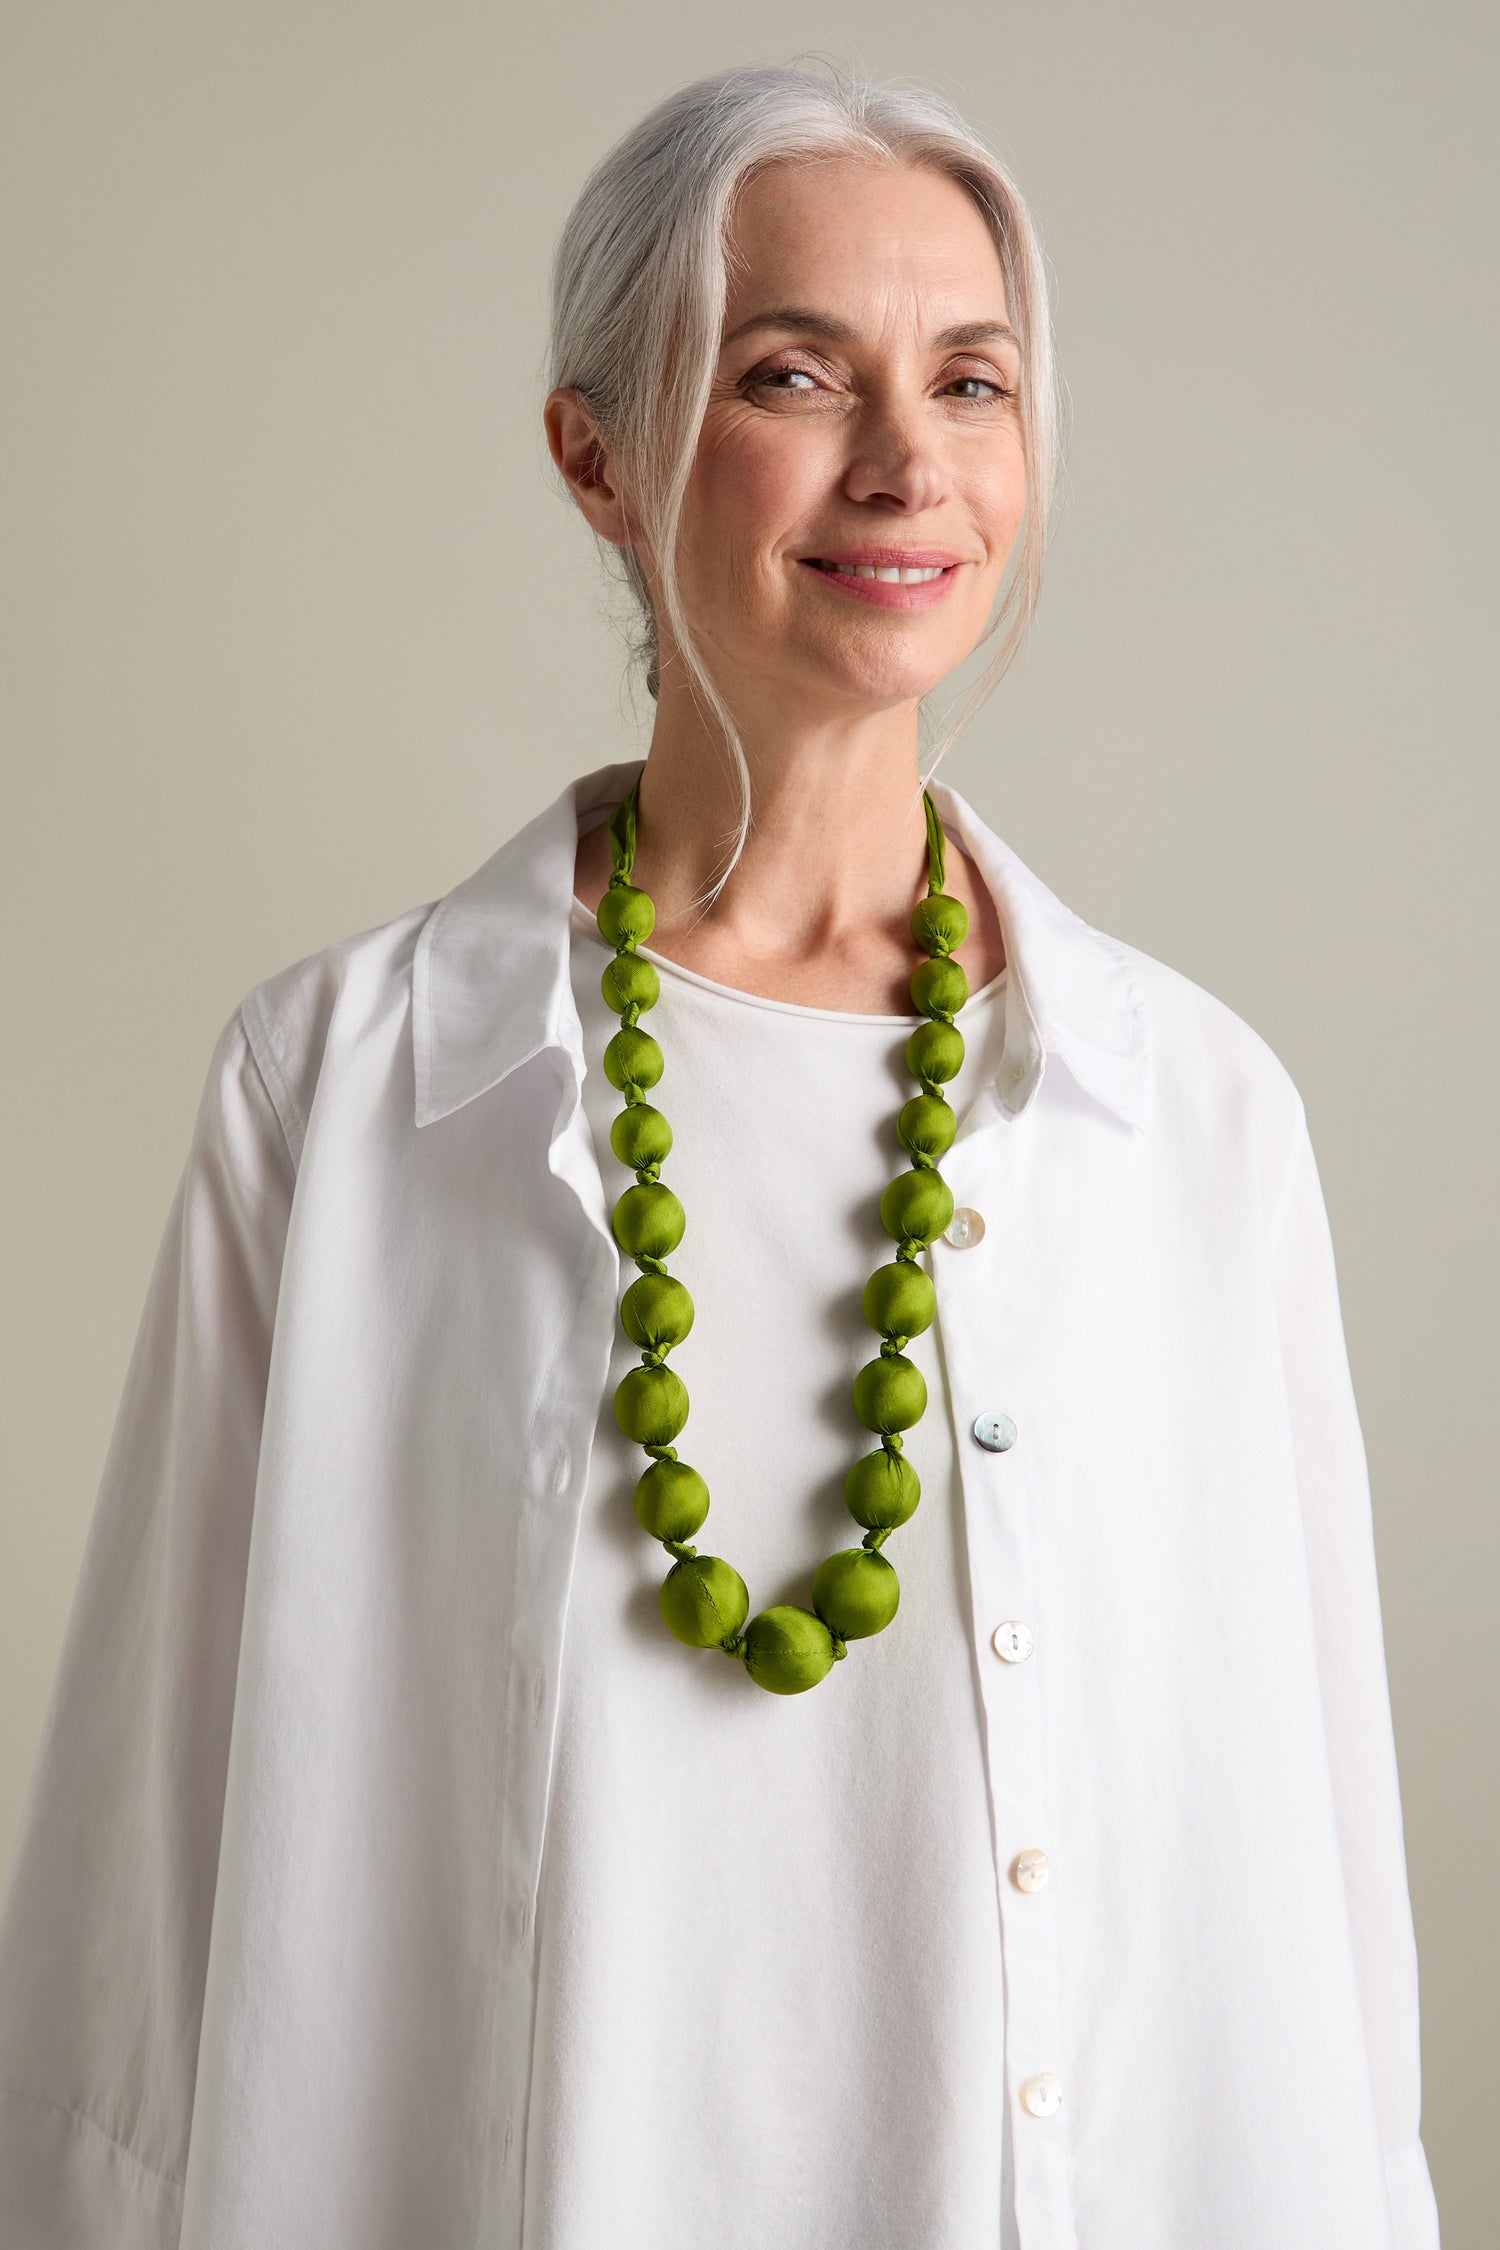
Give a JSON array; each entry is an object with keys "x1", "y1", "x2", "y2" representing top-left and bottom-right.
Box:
[
  {"x1": 610, "y1": 1102, "x2": 673, "y2": 1170},
  {"x1": 844, "y1": 1446, "x2": 921, "y2": 1530},
  {"x1": 905, "y1": 1019, "x2": 964, "y2": 1085},
  {"x1": 614, "y1": 1363, "x2": 689, "y2": 1446},
  {"x1": 811, "y1": 1548, "x2": 901, "y2": 1639},
  {"x1": 601, "y1": 952, "x2": 661, "y2": 1015},
  {"x1": 604, "y1": 1026, "x2": 664, "y2": 1094},
  {"x1": 911, "y1": 955, "x2": 969, "y2": 1020},
  {"x1": 741, "y1": 1604, "x2": 838, "y2": 1694},
  {"x1": 597, "y1": 883, "x2": 655, "y2": 947},
  {"x1": 911, "y1": 891, "x2": 969, "y2": 955},
  {"x1": 898, "y1": 1092, "x2": 957, "y2": 1160},
  {"x1": 611, "y1": 1181, "x2": 686, "y2": 1259},
  {"x1": 621, "y1": 1271, "x2": 695, "y2": 1352},
  {"x1": 880, "y1": 1166, "x2": 955, "y2": 1247},
  {"x1": 862, "y1": 1258, "x2": 937, "y2": 1340},
  {"x1": 852, "y1": 1352, "x2": 927, "y2": 1434},
  {"x1": 635, "y1": 1457, "x2": 711, "y2": 1541},
  {"x1": 660, "y1": 1554, "x2": 749, "y2": 1647}
]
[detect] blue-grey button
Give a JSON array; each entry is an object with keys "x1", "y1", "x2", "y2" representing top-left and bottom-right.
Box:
[{"x1": 973, "y1": 1412, "x2": 1018, "y2": 1453}]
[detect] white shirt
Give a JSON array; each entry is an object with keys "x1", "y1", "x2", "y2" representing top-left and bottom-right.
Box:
[
  {"x1": 521, "y1": 897, "x2": 1011, "y2": 2248},
  {"x1": 0, "y1": 755, "x2": 1441, "y2": 2250}
]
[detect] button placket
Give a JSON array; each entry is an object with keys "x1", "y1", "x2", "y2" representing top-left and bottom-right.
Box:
[{"x1": 932, "y1": 1143, "x2": 1073, "y2": 2243}]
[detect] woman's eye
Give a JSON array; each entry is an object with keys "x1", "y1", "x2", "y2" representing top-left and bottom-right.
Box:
[
  {"x1": 749, "y1": 365, "x2": 821, "y2": 394},
  {"x1": 945, "y1": 375, "x2": 1011, "y2": 403}
]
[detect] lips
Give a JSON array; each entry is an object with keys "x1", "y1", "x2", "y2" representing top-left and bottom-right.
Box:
[
  {"x1": 808, "y1": 560, "x2": 949, "y2": 584},
  {"x1": 801, "y1": 549, "x2": 965, "y2": 572},
  {"x1": 795, "y1": 554, "x2": 965, "y2": 610}
]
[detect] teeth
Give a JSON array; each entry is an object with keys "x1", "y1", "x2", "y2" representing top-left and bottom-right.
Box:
[{"x1": 818, "y1": 562, "x2": 948, "y2": 583}]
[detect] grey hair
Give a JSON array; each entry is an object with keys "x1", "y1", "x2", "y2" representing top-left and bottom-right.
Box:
[{"x1": 546, "y1": 58, "x2": 1065, "y2": 912}]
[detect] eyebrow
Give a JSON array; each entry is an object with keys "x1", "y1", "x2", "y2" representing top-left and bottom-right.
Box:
[{"x1": 721, "y1": 307, "x2": 1022, "y2": 354}]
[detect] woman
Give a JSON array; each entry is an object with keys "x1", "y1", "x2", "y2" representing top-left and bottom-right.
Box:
[{"x1": 0, "y1": 60, "x2": 1439, "y2": 2250}]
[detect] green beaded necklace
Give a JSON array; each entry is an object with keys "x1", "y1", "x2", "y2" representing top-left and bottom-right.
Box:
[{"x1": 596, "y1": 773, "x2": 971, "y2": 1696}]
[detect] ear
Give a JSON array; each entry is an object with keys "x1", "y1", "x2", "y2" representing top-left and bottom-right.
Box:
[{"x1": 543, "y1": 389, "x2": 636, "y2": 550}]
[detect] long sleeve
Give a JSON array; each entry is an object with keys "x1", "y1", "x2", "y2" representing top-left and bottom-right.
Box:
[
  {"x1": 0, "y1": 1007, "x2": 296, "y2": 2248},
  {"x1": 1270, "y1": 1110, "x2": 1441, "y2": 2249}
]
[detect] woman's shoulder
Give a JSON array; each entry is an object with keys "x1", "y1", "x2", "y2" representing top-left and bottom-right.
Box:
[
  {"x1": 228, "y1": 894, "x2": 442, "y2": 1170},
  {"x1": 1121, "y1": 931, "x2": 1303, "y2": 1101},
  {"x1": 1109, "y1": 927, "x2": 1311, "y2": 1212}
]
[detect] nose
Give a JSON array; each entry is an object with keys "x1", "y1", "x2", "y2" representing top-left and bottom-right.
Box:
[{"x1": 841, "y1": 397, "x2": 949, "y2": 514}]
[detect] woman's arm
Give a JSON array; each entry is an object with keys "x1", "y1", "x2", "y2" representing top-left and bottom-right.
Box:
[
  {"x1": 0, "y1": 1006, "x2": 295, "y2": 2247},
  {"x1": 1270, "y1": 1110, "x2": 1442, "y2": 2249}
]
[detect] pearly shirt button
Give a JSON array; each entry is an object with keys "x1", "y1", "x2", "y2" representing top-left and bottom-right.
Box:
[
  {"x1": 973, "y1": 1412, "x2": 1018, "y2": 1453},
  {"x1": 1020, "y1": 2071, "x2": 1063, "y2": 2118},
  {"x1": 992, "y1": 1620, "x2": 1034, "y2": 1663},
  {"x1": 943, "y1": 1206, "x2": 986, "y2": 1249},
  {"x1": 1012, "y1": 1849, "x2": 1050, "y2": 1892}
]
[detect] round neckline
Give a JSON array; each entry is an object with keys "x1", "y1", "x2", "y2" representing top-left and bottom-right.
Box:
[{"x1": 570, "y1": 892, "x2": 1007, "y2": 1026}]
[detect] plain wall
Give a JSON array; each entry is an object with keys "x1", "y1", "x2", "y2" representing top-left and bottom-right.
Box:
[{"x1": 2, "y1": 3, "x2": 1493, "y2": 2239}]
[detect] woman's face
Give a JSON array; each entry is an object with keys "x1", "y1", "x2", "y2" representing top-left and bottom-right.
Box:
[{"x1": 650, "y1": 157, "x2": 1028, "y2": 716}]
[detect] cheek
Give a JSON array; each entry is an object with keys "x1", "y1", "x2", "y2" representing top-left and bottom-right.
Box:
[
  {"x1": 683, "y1": 418, "x2": 823, "y2": 586},
  {"x1": 972, "y1": 437, "x2": 1029, "y2": 538}
]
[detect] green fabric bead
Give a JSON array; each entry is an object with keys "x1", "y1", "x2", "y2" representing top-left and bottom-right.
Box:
[
  {"x1": 601, "y1": 952, "x2": 661, "y2": 1015},
  {"x1": 597, "y1": 884, "x2": 655, "y2": 947},
  {"x1": 660, "y1": 1554, "x2": 749, "y2": 1647},
  {"x1": 635, "y1": 1457, "x2": 711, "y2": 1541},
  {"x1": 898, "y1": 1092, "x2": 957, "y2": 1160},
  {"x1": 612, "y1": 1181, "x2": 685, "y2": 1259},
  {"x1": 614, "y1": 1364, "x2": 689, "y2": 1445},
  {"x1": 911, "y1": 891, "x2": 969, "y2": 955},
  {"x1": 741, "y1": 1604, "x2": 838, "y2": 1694},
  {"x1": 862, "y1": 1259, "x2": 937, "y2": 1340},
  {"x1": 852, "y1": 1352, "x2": 927, "y2": 1434},
  {"x1": 812, "y1": 1548, "x2": 901, "y2": 1640},
  {"x1": 911, "y1": 955, "x2": 968, "y2": 1020},
  {"x1": 880, "y1": 1166, "x2": 955, "y2": 1247},
  {"x1": 845, "y1": 1447, "x2": 922, "y2": 1530},
  {"x1": 905, "y1": 1020, "x2": 964, "y2": 1085},
  {"x1": 610, "y1": 1102, "x2": 673, "y2": 1170},
  {"x1": 604, "y1": 1027, "x2": 663, "y2": 1094},
  {"x1": 621, "y1": 1271, "x2": 695, "y2": 1352}
]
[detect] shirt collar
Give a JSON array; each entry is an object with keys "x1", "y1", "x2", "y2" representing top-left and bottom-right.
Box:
[{"x1": 413, "y1": 755, "x2": 1152, "y2": 1135}]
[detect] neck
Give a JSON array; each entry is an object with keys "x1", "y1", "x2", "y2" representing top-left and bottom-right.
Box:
[
  {"x1": 574, "y1": 697, "x2": 1008, "y2": 1015},
  {"x1": 641, "y1": 695, "x2": 932, "y2": 935}
]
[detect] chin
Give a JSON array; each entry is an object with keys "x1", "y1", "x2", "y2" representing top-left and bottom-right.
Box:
[{"x1": 812, "y1": 646, "x2": 956, "y2": 708}]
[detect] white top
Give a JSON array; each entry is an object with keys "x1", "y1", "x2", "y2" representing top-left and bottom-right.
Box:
[
  {"x1": 520, "y1": 899, "x2": 1010, "y2": 2246},
  {"x1": 0, "y1": 757, "x2": 1440, "y2": 2250}
]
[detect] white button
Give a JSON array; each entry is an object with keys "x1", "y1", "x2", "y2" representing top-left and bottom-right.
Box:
[
  {"x1": 1020, "y1": 2071, "x2": 1062, "y2": 2118},
  {"x1": 943, "y1": 1206, "x2": 986, "y2": 1249},
  {"x1": 992, "y1": 1620, "x2": 1034, "y2": 1663},
  {"x1": 1012, "y1": 1849, "x2": 1050, "y2": 1892},
  {"x1": 972, "y1": 1411, "x2": 1017, "y2": 1453}
]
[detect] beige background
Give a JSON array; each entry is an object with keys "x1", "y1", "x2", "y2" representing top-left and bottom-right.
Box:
[{"x1": 2, "y1": 3, "x2": 1493, "y2": 2238}]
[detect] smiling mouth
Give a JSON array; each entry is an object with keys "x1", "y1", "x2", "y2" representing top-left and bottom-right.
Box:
[{"x1": 803, "y1": 560, "x2": 954, "y2": 584}]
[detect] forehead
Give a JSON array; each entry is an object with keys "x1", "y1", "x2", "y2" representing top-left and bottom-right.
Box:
[{"x1": 723, "y1": 157, "x2": 1008, "y2": 326}]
